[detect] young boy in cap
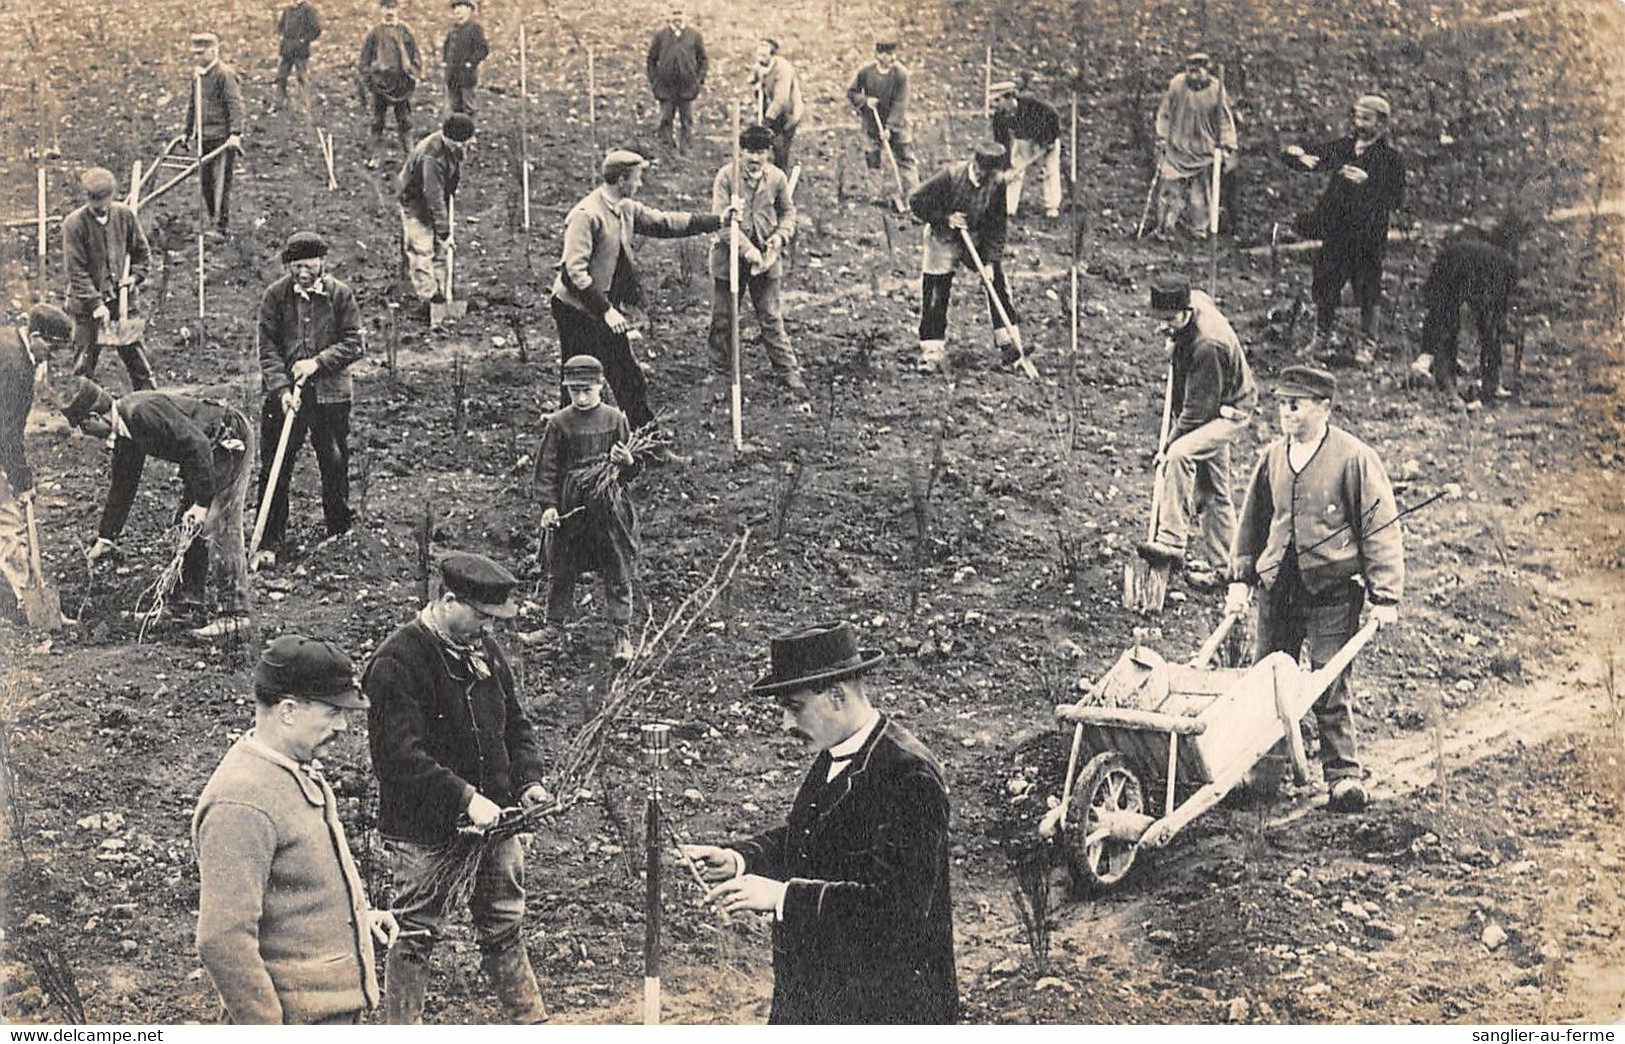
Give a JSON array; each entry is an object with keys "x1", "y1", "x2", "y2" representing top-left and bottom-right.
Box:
[
  {"x1": 749, "y1": 39, "x2": 803, "y2": 171},
  {"x1": 194, "y1": 635, "x2": 399, "y2": 1024},
  {"x1": 646, "y1": 7, "x2": 707, "y2": 153},
  {"x1": 679, "y1": 620, "x2": 958, "y2": 1023},
  {"x1": 399, "y1": 113, "x2": 474, "y2": 315},
  {"x1": 908, "y1": 142, "x2": 1021, "y2": 373},
  {"x1": 254, "y1": 231, "x2": 364, "y2": 569},
  {"x1": 359, "y1": 0, "x2": 422, "y2": 151},
  {"x1": 989, "y1": 79, "x2": 1062, "y2": 218},
  {"x1": 273, "y1": 0, "x2": 323, "y2": 106},
  {"x1": 65, "y1": 378, "x2": 255, "y2": 639},
  {"x1": 846, "y1": 41, "x2": 919, "y2": 201},
  {"x1": 1225, "y1": 365, "x2": 1404, "y2": 813},
  {"x1": 1282, "y1": 94, "x2": 1406, "y2": 364},
  {"x1": 62, "y1": 166, "x2": 155, "y2": 390},
  {"x1": 442, "y1": 0, "x2": 489, "y2": 115},
  {"x1": 364, "y1": 550, "x2": 551, "y2": 1024},
  {"x1": 1153, "y1": 53, "x2": 1237, "y2": 240},
  {"x1": 1136, "y1": 275, "x2": 1256, "y2": 587},
  {"x1": 708, "y1": 124, "x2": 805, "y2": 395},
  {"x1": 531, "y1": 355, "x2": 641, "y2": 663},
  {"x1": 183, "y1": 33, "x2": 246, "y2": 236}
]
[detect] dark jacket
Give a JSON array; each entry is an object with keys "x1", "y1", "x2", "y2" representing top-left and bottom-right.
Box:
[
  {"x1": 846, "y1": 63, "x2": 909, "y2": 134},
  {"x1": 100, "y1": 392, "x2": 246, "y2": 540},
  {"x1": 1285, "y1": 135, "x2": 1405, "y2": 250},
  {"x1": 0, "y1": 325, "x2": 38, "y2": 493},
  {"x1": 646, "y1": 25, "x2": 707, "y2": 101},
  {"x1": 363, "y1": 618, "x2": 548, "y2": 844},
  {"x1": 731, "y1": 715, "x2": 958, "y2": 1025},
  {"x1": 184, "y1": 61, "x2": 246, "y2": 140},
  {"x1": 62, "y1": 203, "x2": 150, "y2": 319},
  {"x1": 1169, "y1": 289, "x2": 1257, "y2": 440},
  {"x1": 398, "y1": 132, "x2": 462, "y2": 239},
  {"x1": 991, "y1": 95, "x2": 1060, "y2": 150},
  {"x1": 258, "y1": 274, "x2": 363, "y2": 405},
  {"x1": 277, "y1": 2, "x2": 322, "y2": 59},
  {"x1": 359, "y1": 22, "x2": 421, "y2": 80},
  {"x1": 909, "y1": 161, "x2": 1008, "y2": 264},
  {"x1": 442, "y1": 21, "x2": 489, "y2": 86}
]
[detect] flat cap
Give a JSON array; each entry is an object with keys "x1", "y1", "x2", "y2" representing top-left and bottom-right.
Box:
[
  {"x1": 440, "y1": 551, "x2": 519, "y2": 618},
  {"x1": 874, "y1": 41, "x2": 898, "y2": 54},
  {"x1": 1275, "y1": 364, "x2": 1338, "y2": 400},
  {"x1": 562, "y1": 353, "x2": 605, "y2": 384},
  {"x1": 190, "y1": 32, "x2": 219, "y2": 46},
  {"x1": 971, "y1": 141, "x2": 1007, "y2": 168},
  {"x1": 281, "y1": 231, "x2": 328, "y2": 263},
  {"x1": 1185, "y1": 52, "x2": 1211, "y2": 67},
  {"x1": 442, "y1": 113, "x2": 476, "y2": 143},
  {"x1": 255, "y1": 635, "x2": 368, "y2": 708},
  {"x1": 450, "y1": 0, "x2": 475, "y2": 7},
  {"x1": 601, "y1": 148, "x2": 650, "y2": 182},
  {"x1": 63, "y1": 377, "x2": 113, "y2": 427},
  {"x1": 1354, "y1": 94, "x2": 1392, "y2": 119},
  {"x1": 987, "y1": 80, "x2": 1017, "y2": 101},
  {"x1": 379, "y1": 0, "x2": 399, "y2": 7},
  {"x1": 80, "y1": 167, "x2": 117, "y2": 199},
  {"x1": 27, "y1": 303, "x2": 73, "y2": 342},
  {"x1": 739, "y1": 124, "x2": 775, "y2": 152},
  {"x1": 1150, "y1": 275, "x2": 1191, "y2": 313}
]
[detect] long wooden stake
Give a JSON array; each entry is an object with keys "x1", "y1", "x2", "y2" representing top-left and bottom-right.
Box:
[
  {"x1": 641, "y1": 723, "x2": 669, "y2": 1026},
  {"x1": 1208, "y1": 146, "x2": 1221, "y2": 297},
  {"x1": 35, "y1": 167, "x2": 46, "y2": 292},
  {"x1": 587, "y1": 48, "x2": 598, "y2": 151},
  {"x1": 1069, "y1": 95, "x2": 1079, "y2": 453},
  {"x1": 194, "y1": 71, "x2": 206, "y2": 331},
  {"x1": 519, "y1": 25, "x2": 531, "y2": 230},
  {"x1": 983, "y1": 45, "x2": 992, "y2": 118},
  {"x1": 729, "y1": 101, "x2": 743, "y2": 451}
]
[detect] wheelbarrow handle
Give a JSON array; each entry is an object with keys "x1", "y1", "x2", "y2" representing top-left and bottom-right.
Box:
[
  {"x1": 1187, "y1": 607, "x2": 1243, "y2": 668},
  {"x1": 1301, "y1": 618, "x2": 1384, "y2": 704}
]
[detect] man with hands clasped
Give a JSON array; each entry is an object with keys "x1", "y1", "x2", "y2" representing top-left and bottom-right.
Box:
[{"x1": 680, "y1": 621, "x2": 959, "y2": 1024}]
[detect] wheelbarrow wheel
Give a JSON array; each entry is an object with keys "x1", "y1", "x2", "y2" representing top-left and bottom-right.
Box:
[{"x1": 1063, "y1": 751, "x2": 1145, "y2": 893}]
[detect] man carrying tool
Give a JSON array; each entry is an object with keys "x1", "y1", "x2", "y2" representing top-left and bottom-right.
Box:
[
  {"x1": 64, "y1": 378, "x2": 254, "y2": 639},
  {"x1": 194, "y1": 635, "x2": 399, "y2": 1024},
  {"x1": 63, "y1": 167, "x2": 155, "y2": 391},
  {"x1": 679, "y1": 621, "x2": 958, "y2": 1024},
  {"x1": 1225, "y1": 365, "x2": 1404, "y2": 814},
  {"x1": 363, "y1": 551, "x2": 551, "y2": 1024},
  {"x1": 551, "y1": 149, "x2": 727, "y2": 435},
  {"x1": 908, "y1": 142, "x2": 1022, "y2": 374},
  {"x1": 749, "y1": 38, "x2": 803, "y2": 172},
  {"x1": 359, "y1": 0, "x2": 422, "y2": 153},
  {"x1": 707, "y1": 124, "x2": 805, "y2": 395},
  {"x1": 273, "y1": 0, "x2": 323, "y2": 108},
  {"x1": 1152, "y1": 53, "x2": 1236, "y2": 242},
  {"x1": 399, "y1": 114, "x2": 474, "y2": 320},
  {"x1": 254, "y1": 232, "x2": 362, "y2": 571},
  {"x1": 1, "y1": 305, "x2": 73, "y2": 500},
  {"x1": 1281, "y1": 94, "x2": 1406, "y2": 365},
  {"x1": 442, "y1": 0, "x2": 489, "y2": 115},
  {"x1": 646, "y1": 6, "x2": 707, "y2": 154},
  {"x1": 1135, "y1": 276, "x2": 1257, "y2": 590},
  {"x1": 183, "y1": 33, "x2": 246, "y2": 238},
  {"x1": 988, "y1": 79, "x2": 1062, "y2": 220},
  {"x1": 846, "y1": 41, "x2": 919, "y2": 205}
]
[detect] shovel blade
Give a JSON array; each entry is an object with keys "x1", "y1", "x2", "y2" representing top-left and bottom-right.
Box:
[
  {"x1": 1122, "y1": 557, "x2": 1171, "y2": 614},
  {"x1": 20, "y1": 584, "x2": 63, "y2": 631},
  {"x1": 428, "y1": 300, "x2": 467, "y2": 328},
  {"x1": 96, "y1": 318, "x2": 146, "y2": 347}
]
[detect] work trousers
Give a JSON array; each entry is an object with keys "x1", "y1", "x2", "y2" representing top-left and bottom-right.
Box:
[
  {"x1": 1007, "y1": 138, "x2": 1062, "y2": 217},
  {"x1": 918, "y1": 265, "x2": 1014, "y2": 343},
  {"x1": 1157, "y1": 164, "x2": 1217, "y2": 236},
  {"x1": 769, "y1": 123, "x2": 797, "y2": 173},
  {"x1": 71, "y1": 313, "x2": 155, "y2": 391},
  {"x1": 1423, "y1": 296, "x2": 1505, "y2": 395},
  {"x1": 400, "y1": 208, "x2": 445, "y2": 303},
  {"x1": 707, "y1": 274, "x2": 799, "y2": 378},
  {"x1": 656, "y1": 97, "x2": 695, "y2": 149},
  {"x1": 862, "y1": 129, "x2": 919, "y2": 195},
  {"x1": 371, "y1": 90, "x2": 413, "y2": 138},
  {"x1": 1312, "y1": 238, "x2": 1385, "y2": 333},
  {"x1": 273, "y1": 54, "x2": 309, "y2": 93},
  {"x1": 386, "y1": 836, "x2": 528, "y2": 960},
  {"x1": 446, "y1": 81, "x2": 475, "y2": 115},
  {"x1": 200, "y1": 136, "x2": 235, "y2": 231},
  {"x1": 550, "y1": 295, "x2": 654, "y2": 430},
  {"x1": 1151, "y1": 414, "x2": 1248, "y2": 567},
  {"x1": 256, "y1": 395, "x2": 351, "y2": 551},
  {"x1": 178, "y1": 407, "x2": 253, "y2": 614}
]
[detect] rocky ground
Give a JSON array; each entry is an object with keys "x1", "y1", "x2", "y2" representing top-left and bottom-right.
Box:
[{"x1": 1, "y1": 0, "x2": 1622, "y2": 1026}]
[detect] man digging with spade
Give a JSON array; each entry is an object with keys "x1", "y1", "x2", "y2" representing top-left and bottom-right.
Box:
[{"x1": 847, "y1": 41, "x2": 918, "y2": 206}]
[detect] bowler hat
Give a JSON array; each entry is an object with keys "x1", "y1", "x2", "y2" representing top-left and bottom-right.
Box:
[
  {"x1": 281, "y1": 231, "x2": 328, "y2": 264},
  {"x1": 1149, "y1": 275, "x2": 1191, "y2": 313},
  {"x1": 1354, "y1": 94, "x2": 1391, "y2": 119},
  {"x1": 1275, "y1": 364, "x2": 1337, "y2": 400},
  {"x1": 562, "y1": 354, "x2": 605, "y2": 384},
  {"x1": 80, "y1": 167, "x2": 117, "y2": 200},
  {"x1": 1185, "y1": 52, "x2": 1211, "y2": 67},
  {"x1": 27, "y1": 303, "x2": 73, "y2": 343},
  {"x1": 750, "y1": 621, "x2": 883, "y2": 697},
  {"x1": 254, "y1": 635, "x2": 368, "y2": 708},
  {"x1": 190, "y1": 32, "x2": 219, "y2": 47},
  {"x1": 440, "y1": 551, "x2": 519, "y2": 618},
  {"x1": 987, "y1": 80, "x2": 1017, "y2": 101},
  {"x1": 601, "y1": 148, "x2": 650, "y2": 182},
  {"x1": 62, "y1": 378, "x2": 113, "y2": 427},
  {"x1": 874, "y1": 41, "x2": 898, "y2": 54},
  {"x1": 442, "y1": 113, "x2": 476, "y2": 143},
  {"x1": 739, "y1": 124, "x2": 775, "y2": 152}
]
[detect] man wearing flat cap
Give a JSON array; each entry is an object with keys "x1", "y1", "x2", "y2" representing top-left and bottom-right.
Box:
[
  {"x1": 749, "y1": 38, "x2": 803, "y2": 172},
  {"x1": 989, "y1": 80, "x2": 1062, "y2": 219},
  {"x1": 359, "y1": 0, "x2": 422, "y2": 152},
  {"x1": 1282, "y1": 94, "x2": 1406, "y2": 364},
  {"x1": 1137, "y1": 275, "x2": 1256, "y2": 588},
  {"x1": 681, "y1": 621, "x2": 959, "y2": 1024},
  {"x1": 2, "y1": 304, "x2": 73, "y2": 499},
  {"x1": 646, "y1": 7, "x2": 707, "y2": 153},
  {"x1": 846, "y1": 41, "x2": 919, "y2": 203},
  {"x1": 273, "y1": 0, "x2": 323, "y2": 108},
  {"x1": 399, "y1": 114, "x2": 474, "y2": 318},
  {"x1": 1153, "y1": 53, "x2": 1237, "y2": 241},
  {"x1": 254, "y1": 231, "x2": 363, "y2": 571},
  {"x1": 1225, "y1": 365, "x2": 1404, "y2": 813},
  {"x1": 908, "y1": 142, "x2": 1022, "y2": 374},
  {"x1": 364, "y1": 551, "x2": 551, "y2": 1024},
  {"x1": 194, "y1": 635, "x2": 399, "y2": 1023},
  {"x1": 551, "y1": 149, "x2": 727, "y2": 435},
  {"x1": 184, "y1": 32, "x2": 246, "y2": 237},
  {"x1": 65, "y1": 378, "x2": 254, "y2": 640},
  {"x1": 63, "y1": 166, "x2": 155, "y2": 391},
  {"x1": 442, "y1": 0, "x2": 489, "y2": 115}
]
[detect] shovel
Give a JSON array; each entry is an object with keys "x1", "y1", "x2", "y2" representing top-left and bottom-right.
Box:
[
  {"x1": 1123, "y1": 359, "x2": 1176, "y2": 613},
  {"x1": 99, "y1": 167, "x2": 146, "y2": 348},
  {"x1": 429, "y1": 195, "x2": 468, "y2": 328},
  {"x1": 19, "y1": 498, "x2": 63, "y2": 631},
  {"x1": 958, "y1": 227, "x2": 1039, "y2": 380},
  {"x1": 866, "y1": 100, "x2": 909, "y2": 214},
  {"x1": 249, "y1": 380, "x2": 305, "y2": 565}
]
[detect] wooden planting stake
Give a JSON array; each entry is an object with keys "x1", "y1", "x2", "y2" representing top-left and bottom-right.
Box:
[
  {"x1": 385, "y1": 303, "x2": 399, "y2": 380},
  {"x1": 453, "y1": 354, "x2": 468, "y2": 436},
  {"x1": 416, "y1": 498, "x2": 436, "y2": 603},
  {"x1": 1068, "y1": 93, "x2": 1080, "y2": 453},
  {"x1": 729, "y1": 100, "x2": 744, "y2": 452},
  {"x1": 519, "y1": 25, "x2": 531, "y2": 231},
  {"x1": 36, "y1": 167, "x2": 46, "y2": 293},
  {"x1": 194, "y1": 70, "x2": 207, "y2": 339},
  {"x1": 983, "y1": 45, "x2": 992, "y2": 118},
  {"x1": 587, "y1": 48, "x2": 598, "y2": 151}
]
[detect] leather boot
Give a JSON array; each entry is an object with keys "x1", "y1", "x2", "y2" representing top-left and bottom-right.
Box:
[
  {"x1": 383, "y1": 947, "x2": 430, "y2": 1025},
  {"x1": 481, "y1": 944, "x2": 548, "y2": 1024}
]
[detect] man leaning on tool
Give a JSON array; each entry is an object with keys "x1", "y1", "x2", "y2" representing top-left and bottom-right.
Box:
[
  {"x1": 399, "y1": 113, "x2": 474, "y2": 320},
  {"x1": 846, "y1": 41, "x2": 919, "y2": 202},
  {"x1": 183, "y1": 32, "x2": 246, "y2": 237},
  {"x1": 1225, "y1": 365, "x2": 1404, "y2": 813},
  {"x1": 364, "y1": 551, "x2": 552, "y2": 1024},
  {"x1": 681, "y1": 621, "x2": 959, "y2": 1024},
  {"x1": 194, "y1": 635, "x2": 399, "y2": 1023},
  {"x1": 63, "y1": 167, "x2": 155, "y2": 391}
]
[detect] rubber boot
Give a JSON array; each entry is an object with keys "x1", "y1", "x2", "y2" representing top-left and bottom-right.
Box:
[
  {"x1": 481, "y1": 944, "x2": 548, "y2": 1024},
  {"x1": 383, "y1": 947, "x2": 430, "y2": 1025}
]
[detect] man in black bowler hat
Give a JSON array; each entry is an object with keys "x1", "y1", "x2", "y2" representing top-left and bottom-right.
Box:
[
  {"x1": 363, "y1": 550, "x2": 551, "y2": 1024},
  {"x1": 680, "y1": 620, "x2": 959, "y2": 1024}
]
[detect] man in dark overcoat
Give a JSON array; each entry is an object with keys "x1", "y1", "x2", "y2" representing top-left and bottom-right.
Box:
[
  {"x1": 645, "y1": 6, "x2": 707, "y2": 153},
  {"x1": 681, "y1": 621, "x2": 959, "y2": 1024}
]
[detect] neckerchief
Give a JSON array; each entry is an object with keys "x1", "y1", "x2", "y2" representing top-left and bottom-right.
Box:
[
  {"x1": 294, "y1": 278, "x2": 328, "y2": 302},
  {"x1": 419, "y1": 604, "x2": 492, "y2": 680}
]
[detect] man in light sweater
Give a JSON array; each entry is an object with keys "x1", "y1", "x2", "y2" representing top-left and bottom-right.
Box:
[{"x1": 193, "y1": 635, "x2": 399, "y2": 1023}]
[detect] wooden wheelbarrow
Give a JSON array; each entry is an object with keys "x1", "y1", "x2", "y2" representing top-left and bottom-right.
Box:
[{"x1": 1039, "y1": 613, "x2": 1385, "y2": 892}]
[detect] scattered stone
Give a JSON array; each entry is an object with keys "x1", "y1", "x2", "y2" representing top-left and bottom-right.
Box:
[
  {"x1": 1147, "y1": 929, "x2": 1177, "y2": 947},
  {"x1": 1034, "y1": 977, "x2": 1073, "y2": 993},
  {"x1": 1302, "y1": 982, "x2": 1331, "y2": 997},
  {"x1": 682, "y1": 788, "x2": 704, "y2": 803},
  {"x1": 1365, "y1": 921, "x2": 1404, "y2": 941},
  {"x1": 1225, "y1": 997, "x2": 1249, "y2": 1022},
  {"x1": 990, "y1": 957, "x2": 1022, "y2": 977},
  {"x1": 1482, "y1": 923, "x2": 1508, "y2": 951},
  {"x1": 1340, "y1": 900, "x2": 1371, "y2": 922},
  {"x1": 119, "y1": 939, "x2": 138, "y2": 955}
]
